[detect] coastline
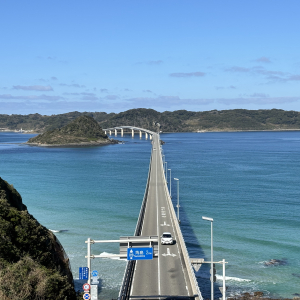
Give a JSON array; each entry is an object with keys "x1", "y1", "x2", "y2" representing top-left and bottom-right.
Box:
[
  {"x1": 3, "y1": 128, "x2": 300, "y2": 134},
  {"x1": 26, "y1": 139, "x2": 118, "y2": 147},
  {"x1": 228, "y1": 291, "x2": 300, "y2": 300}
]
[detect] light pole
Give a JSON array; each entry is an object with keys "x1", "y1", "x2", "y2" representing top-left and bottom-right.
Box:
[
  {"x1": 165, "y1": 162, "x2": 168, "y2": 184},
  {"x1": 174, "y1": 178, "x2": 180, "y2": 223},
  {"x1": 202, "y1": 216, "x2": 214, "y2": 300},
  {"x1": 168, "y1": 169, "x2": 171, "y2": 196}
]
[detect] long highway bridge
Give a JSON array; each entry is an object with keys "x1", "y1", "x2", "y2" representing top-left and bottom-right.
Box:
[{"x1": 93, "y1": 127, "x2": 204, "y2": 299}]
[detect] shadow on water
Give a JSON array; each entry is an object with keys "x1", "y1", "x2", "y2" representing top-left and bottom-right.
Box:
[{"x1": 172, "y1": 197, "x2": 222, "y2": 300}]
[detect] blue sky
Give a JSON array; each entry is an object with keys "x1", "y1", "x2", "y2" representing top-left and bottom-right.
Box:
[{"x1": 1, "y1": 0, "x2": 300, "y2": 115}]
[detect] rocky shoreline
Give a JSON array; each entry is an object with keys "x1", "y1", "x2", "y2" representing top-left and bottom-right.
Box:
[
  {"x1": 227, "y1": 291, "x2": 300, "y2": 300},
  {"x1": 26, "y1": 138, "x2": 118, "y2": 147}
]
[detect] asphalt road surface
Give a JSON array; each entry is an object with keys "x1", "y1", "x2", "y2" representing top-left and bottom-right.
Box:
[{"x1": 129, "y1": 134, "x2": 194, "y2": 299}]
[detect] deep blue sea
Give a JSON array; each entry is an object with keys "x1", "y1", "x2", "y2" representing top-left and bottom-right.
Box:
[{"x1": 1, "y1": 131, "x2": 300, "y2": 299}]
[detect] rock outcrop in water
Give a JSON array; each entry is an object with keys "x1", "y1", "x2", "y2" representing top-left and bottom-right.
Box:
[
  {"x1": 0, "y1": 177, "x2": 77, "y2": 300},
  {"x1": 27, "y1": 115, "x2": 117, "y2": 146}
]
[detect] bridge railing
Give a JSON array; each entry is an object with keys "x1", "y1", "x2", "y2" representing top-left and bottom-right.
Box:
[
  {"x1": 159, "y1": 144, "x2": 203, "y2": 300},
  {"x1": 118, "y1": 136, "x2": 154, "y2": 300}
]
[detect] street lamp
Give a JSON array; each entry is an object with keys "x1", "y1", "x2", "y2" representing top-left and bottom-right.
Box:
[
  {"x1": 202, "y1": 216, "x2": 214, "y2": 300},
  {"x1": 174, "y1": 178, "x2": 180, "y2": 223},
  {"x1": 165, "y1": 161, "x2": 167, "y2": 177},
  {"x1": 168, "y1": 169, "x2": 171, "y2": 196},
  {"x1": 164, "y1": 161, "x2": 168, "y2": 177}
]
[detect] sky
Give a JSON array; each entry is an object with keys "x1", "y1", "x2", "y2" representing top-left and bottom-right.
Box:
[{"x1": 1, "y1": 0, "x2": 300, "y2": 115}]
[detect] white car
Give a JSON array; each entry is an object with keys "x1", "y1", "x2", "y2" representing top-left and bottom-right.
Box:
[{"x1": 161, "y1": 232, "x2": 174, "y2": 245}]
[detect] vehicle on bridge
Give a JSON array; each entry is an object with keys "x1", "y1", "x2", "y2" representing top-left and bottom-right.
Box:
[{"x1": 161, "y1": 232, "x2": 174, "y2": 245}]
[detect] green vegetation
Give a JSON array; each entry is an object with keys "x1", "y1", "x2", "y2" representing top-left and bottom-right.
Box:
[
  {"x1": 0, "y1": 177, "x2": 77, "y2": 300},
  {"x1": 27, "y1": 115, "x2": 111, "y2": 145},
  {"x1": 1, "y1": 108, "x2": 300, "y2": 133}
]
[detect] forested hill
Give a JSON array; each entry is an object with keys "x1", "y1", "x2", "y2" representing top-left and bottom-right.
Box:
[{"x1": 1, "y1": 108, "x2": 300, "y2": 133}]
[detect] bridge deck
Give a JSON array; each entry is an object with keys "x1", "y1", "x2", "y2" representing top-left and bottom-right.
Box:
[{"x1": 129, "y1": 134, "x2": 194, "y2": 299}]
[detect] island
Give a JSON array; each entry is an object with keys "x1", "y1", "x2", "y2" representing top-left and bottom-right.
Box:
[{"x1": 26, "y1": 115, "x2": 117, "y2": 147}]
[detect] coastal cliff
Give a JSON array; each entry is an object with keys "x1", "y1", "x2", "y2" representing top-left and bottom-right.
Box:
[
  {"x1": 27, "y1": 115, "x2": 116, "y2": 146},
  {"x1": 0, "y1": 177, "x2": 77, "y2": 300}
]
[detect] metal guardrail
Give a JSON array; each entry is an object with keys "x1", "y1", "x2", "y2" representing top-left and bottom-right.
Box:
[
  {"x1": 159, "y1": 144, "x2": 203, "y2": 300},
  {"x1": 118, "y1": 138, "x2": 155, "y2": 300},
  {"x1": 119, "y1": 133, "x2": 202, "y2": 300}
]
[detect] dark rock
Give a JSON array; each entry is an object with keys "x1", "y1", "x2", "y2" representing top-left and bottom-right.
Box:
[
  {"x1": 0, "y1": 178, "x2": 27, "y2": 211},
  {"x1": 254, "y1": 292, "x2": 264, "y2": 297},
  {"x1": 264, "y1": 258, "x2": 287, "y2": 266}
]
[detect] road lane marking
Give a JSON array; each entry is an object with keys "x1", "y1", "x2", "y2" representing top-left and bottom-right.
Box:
[
  {"x1": 160, "y1": 221, "x2": 170, "y2": 226},
  {"x1": 155, "y1": 138, "x2": 161, "y2": 297},
  {"x1": 161, "y1": 247, "x2": 176, "y2": 257}
]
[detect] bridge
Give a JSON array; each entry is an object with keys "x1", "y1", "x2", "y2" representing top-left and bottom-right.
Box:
[
  {"x1": 103, "y1": 126, "x2": 156, "y2": 140},
  {"x1": 89, "y1": 126, "x2": 205, "y2": 299}
]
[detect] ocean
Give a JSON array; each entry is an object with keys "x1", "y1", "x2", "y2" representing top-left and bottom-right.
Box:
[{"x1": 1, "y1": 131, "x2": 300, "y2": 298}]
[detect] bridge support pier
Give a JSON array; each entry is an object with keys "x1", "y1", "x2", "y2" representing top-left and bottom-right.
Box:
[
  {"x1": 139, "y1": 130, "x2": 142, "y2": 138},
  {"x1": 145, "y1": 132, "x2": 148, "y2": 139},
  {"x1": 115, "y1": 129, "x2": 117, "y2": 136},
  {"x1": 132, "y1": 129, "x2": 134, "y2": 138},
  {"x1": 121, "y1": 128, "x2": 123, "y2": 137},
  {"x1": 109, "y1": 130, "x2": 112, "y2": 136},
  {"x1": 150, "y1": 135, "x2": 152, "y2": 140}
]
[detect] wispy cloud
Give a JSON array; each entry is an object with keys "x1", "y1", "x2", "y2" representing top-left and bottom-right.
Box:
[
  {"x1": 0, "y1": 94, "x2": 63, "y2": 101},
  {"x1": 255, "y1": 56, "x2": 271, "y2": 63},
  {"x1": 249, "y1": 93, "x2": 269, "y2": 98},
  {"x1": 225, "y1": 66, "x2": 251, "y2": 73},
  {"x1": 59, "y1": 83, "x2": 86, "y2": 88},
  {"x1": 217, "y1": 96, "x2": 300, "y2": 105},
  {"x1": 216, "y1": 85, "x2": 236, "y2": 90},
  {"x1": 80, "y1": 95, "x2": 99, "y2": 101},
  {"x1": 225, "y1": 65, "x2": 300, "y2": 82},
  {"x1": 148, "y1": 60, "x2": 163, "y2": 65},
  {"x1": 63, "y1": 92, "x2": 96, "y2": 96},
  {"x1": 105, "y1": 95, "x2": 119, "y2": 100},
  {"x1": 169, "y1": 72, "x2": 206, "y2": 78},
  {"x1": 136, "y1": 60, "x2": 163, "y2": 65},
  {"x1": 126, "y1": 96, "x2": 213, "y2": 107},
  {"x1": 13, "y1": 85, "x2": 53, "y2": 91}
]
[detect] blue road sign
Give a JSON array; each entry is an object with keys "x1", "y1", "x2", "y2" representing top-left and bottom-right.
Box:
[
  {"x1": 91, "y1": 270, "x2": 98, "y2": 277},
  {"x1": 83, "y1": 292, "x2": 91, "y2": 300},
  {"x1": 127, "y1": 247, "x2": 153, "y2": 260},
  {"x1": 79, "y1": 267, "x2": 89, "y2": 280}
]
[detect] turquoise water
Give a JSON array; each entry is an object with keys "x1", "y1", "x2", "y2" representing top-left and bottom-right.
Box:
[{"x1": 1, "y1": 131, "x2": 300, "y2": 298}]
